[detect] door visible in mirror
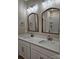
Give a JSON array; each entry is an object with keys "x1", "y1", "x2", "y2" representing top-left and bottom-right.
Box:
[
  {"x1": 27, "y1": 13, "x2": 39, "y2": 32},
  {"x1": 42, "y1": 8, "x2": 60, "y2": 34}
]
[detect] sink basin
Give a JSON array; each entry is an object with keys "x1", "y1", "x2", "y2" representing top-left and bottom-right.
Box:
[
  {"x1": 39, "y1": 40, "x2": 55, "y2": 44},
  {"x1": 39, "y1": 39, "x2": 60, "y2": 47}
]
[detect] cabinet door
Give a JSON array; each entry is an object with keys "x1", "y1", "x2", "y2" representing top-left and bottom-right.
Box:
[
  {"x1": 31, "y1": 50, "x2": 40, "y2": 59},
  {"x1": 18, "y1": 40, "x2": 30, "y2": 59},
  {"x1": 18, "y1": 40, "x2": 23, "y2": 56},
  {"x1": 31, "y1": 49, "x2": 48, "y2": 59},
  {"x1": 23, "y1": 45, "x2": 30, "y2": 59},
  {"x1": 22, "y1": 42, "x2": 30, "y2": 59}
]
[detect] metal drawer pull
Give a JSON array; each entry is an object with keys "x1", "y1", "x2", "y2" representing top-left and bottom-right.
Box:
[
  {"x1": 40, "y1": 57, "x2": 44, "y2": 59},
  {"x1": 51, "y1": 58, "x2": 54, "y2": 59}
]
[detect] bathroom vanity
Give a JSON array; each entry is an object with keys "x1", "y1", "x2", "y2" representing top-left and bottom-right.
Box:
[
  {"x1": 18, "y1": 7, "x2": 60, "y2": 59},
  {"x1": 18, "y1": 0, "x2": 60, "y2": 59},
  {"x1": 18, "y1": 34, "x2": 60, "y2": 59}
]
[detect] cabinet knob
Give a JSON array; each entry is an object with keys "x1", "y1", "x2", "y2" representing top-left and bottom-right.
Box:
[{"x1": 40, "y1": 57, "x2": 44, "y2": 59}]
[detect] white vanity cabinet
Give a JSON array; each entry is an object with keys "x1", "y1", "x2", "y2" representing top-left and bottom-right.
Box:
[
  {"x1": 18, "y1": 39, "x2": 30, "y2": 59},
  {"x1": 18, "y1": 39, "x2": 59, "y2": 59},
  {"x1": 31, "y1": 49, "x2": 48, "y2": 59},
  {"x1": 31, "y1": 44, "x2": 59, "y2": 59}
]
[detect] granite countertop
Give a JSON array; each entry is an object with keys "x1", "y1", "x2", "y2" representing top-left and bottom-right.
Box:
[{"x1": 18, "y1": 34, "x2": 60, "y2": 54}]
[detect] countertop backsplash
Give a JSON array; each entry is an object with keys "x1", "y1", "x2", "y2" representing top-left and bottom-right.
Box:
[{"x1": 19, "y1": 32, "x2": 59, "y2": 41}]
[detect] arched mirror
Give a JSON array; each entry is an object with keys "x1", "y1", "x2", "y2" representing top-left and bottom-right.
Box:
[
  {"x1": 41, "y1": 8, "x2": 60, "y2": 34},
  {"x1": 27, "y1": 13, "x2": 39, "y2": 32}
]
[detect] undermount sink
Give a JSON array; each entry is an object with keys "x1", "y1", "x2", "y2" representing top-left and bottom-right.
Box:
[
  {"x1": 39, "y1": 39, "x2": 59, "y2": 47},
  {"x1": 39, "y1": 40, "x2": 55, "y2": 44}
]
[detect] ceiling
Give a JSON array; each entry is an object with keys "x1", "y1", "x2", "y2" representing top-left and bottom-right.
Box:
[{"x1": 24, "y1": 0, "x2": 45, "y2": 8}]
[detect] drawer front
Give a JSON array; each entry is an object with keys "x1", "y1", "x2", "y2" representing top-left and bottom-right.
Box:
[
  {"x1": 31, "y1": 44, "x2": 59, "y2": 58},
  {"x1": 22, "y1": 40, "x2": 30, "y2": 47},
  {"x1": 19, "y1": 39, "x2": 30, "y2": 47}
]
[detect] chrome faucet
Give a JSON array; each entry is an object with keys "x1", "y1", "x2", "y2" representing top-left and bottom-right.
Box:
[{"x1": 47, "y1": 34, "x2": 53, "y2": 41}]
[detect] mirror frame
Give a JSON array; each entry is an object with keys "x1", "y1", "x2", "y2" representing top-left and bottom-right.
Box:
[
  {"x1": 41, "y1": 8, "x2": 60, "y2": 34},
  {"x1": 27, "y1": 13, "x2": 39, "y2": 32}
]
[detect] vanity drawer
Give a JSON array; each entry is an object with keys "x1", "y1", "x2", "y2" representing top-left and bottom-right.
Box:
[
  {"x1": 31, "y1": 44, "x2": 59, "y2": 58},
  {"x1": 22, "y1": 40, "x2": 30, "y2": 47}
]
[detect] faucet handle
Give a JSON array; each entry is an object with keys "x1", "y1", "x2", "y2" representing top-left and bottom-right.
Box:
[
  {"x1": 30, "y1": 33, "x2": 34, "y2": 37},
  {"x1": 47, "y1": 34, "x2": 53, "y2": 41}
]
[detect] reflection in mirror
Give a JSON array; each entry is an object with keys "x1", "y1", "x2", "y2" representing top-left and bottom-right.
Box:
[
  {"x1": 42, "y1": 8, "x2": 60, "y2": 34},
  {"x1": 27, "y1": 13, "x2": 39, "y2": 32}
]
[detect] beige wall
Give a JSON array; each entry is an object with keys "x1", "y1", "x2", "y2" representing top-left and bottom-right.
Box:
[{"x1": 18, "y1": 0, "x2": 27, "y2": 34}]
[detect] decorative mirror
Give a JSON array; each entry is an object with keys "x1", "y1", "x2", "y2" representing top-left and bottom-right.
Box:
[
  {"x1": 41, "y1": 8, "x2": 60, "y2": 34},
  {"x1": 27, "y1": 13, "x2": 39, "y2": 32}
]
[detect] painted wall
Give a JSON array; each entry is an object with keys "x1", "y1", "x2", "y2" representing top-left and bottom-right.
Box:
[{"x1": 18, "y1": 0, "x2": 27, "y2": 34}]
